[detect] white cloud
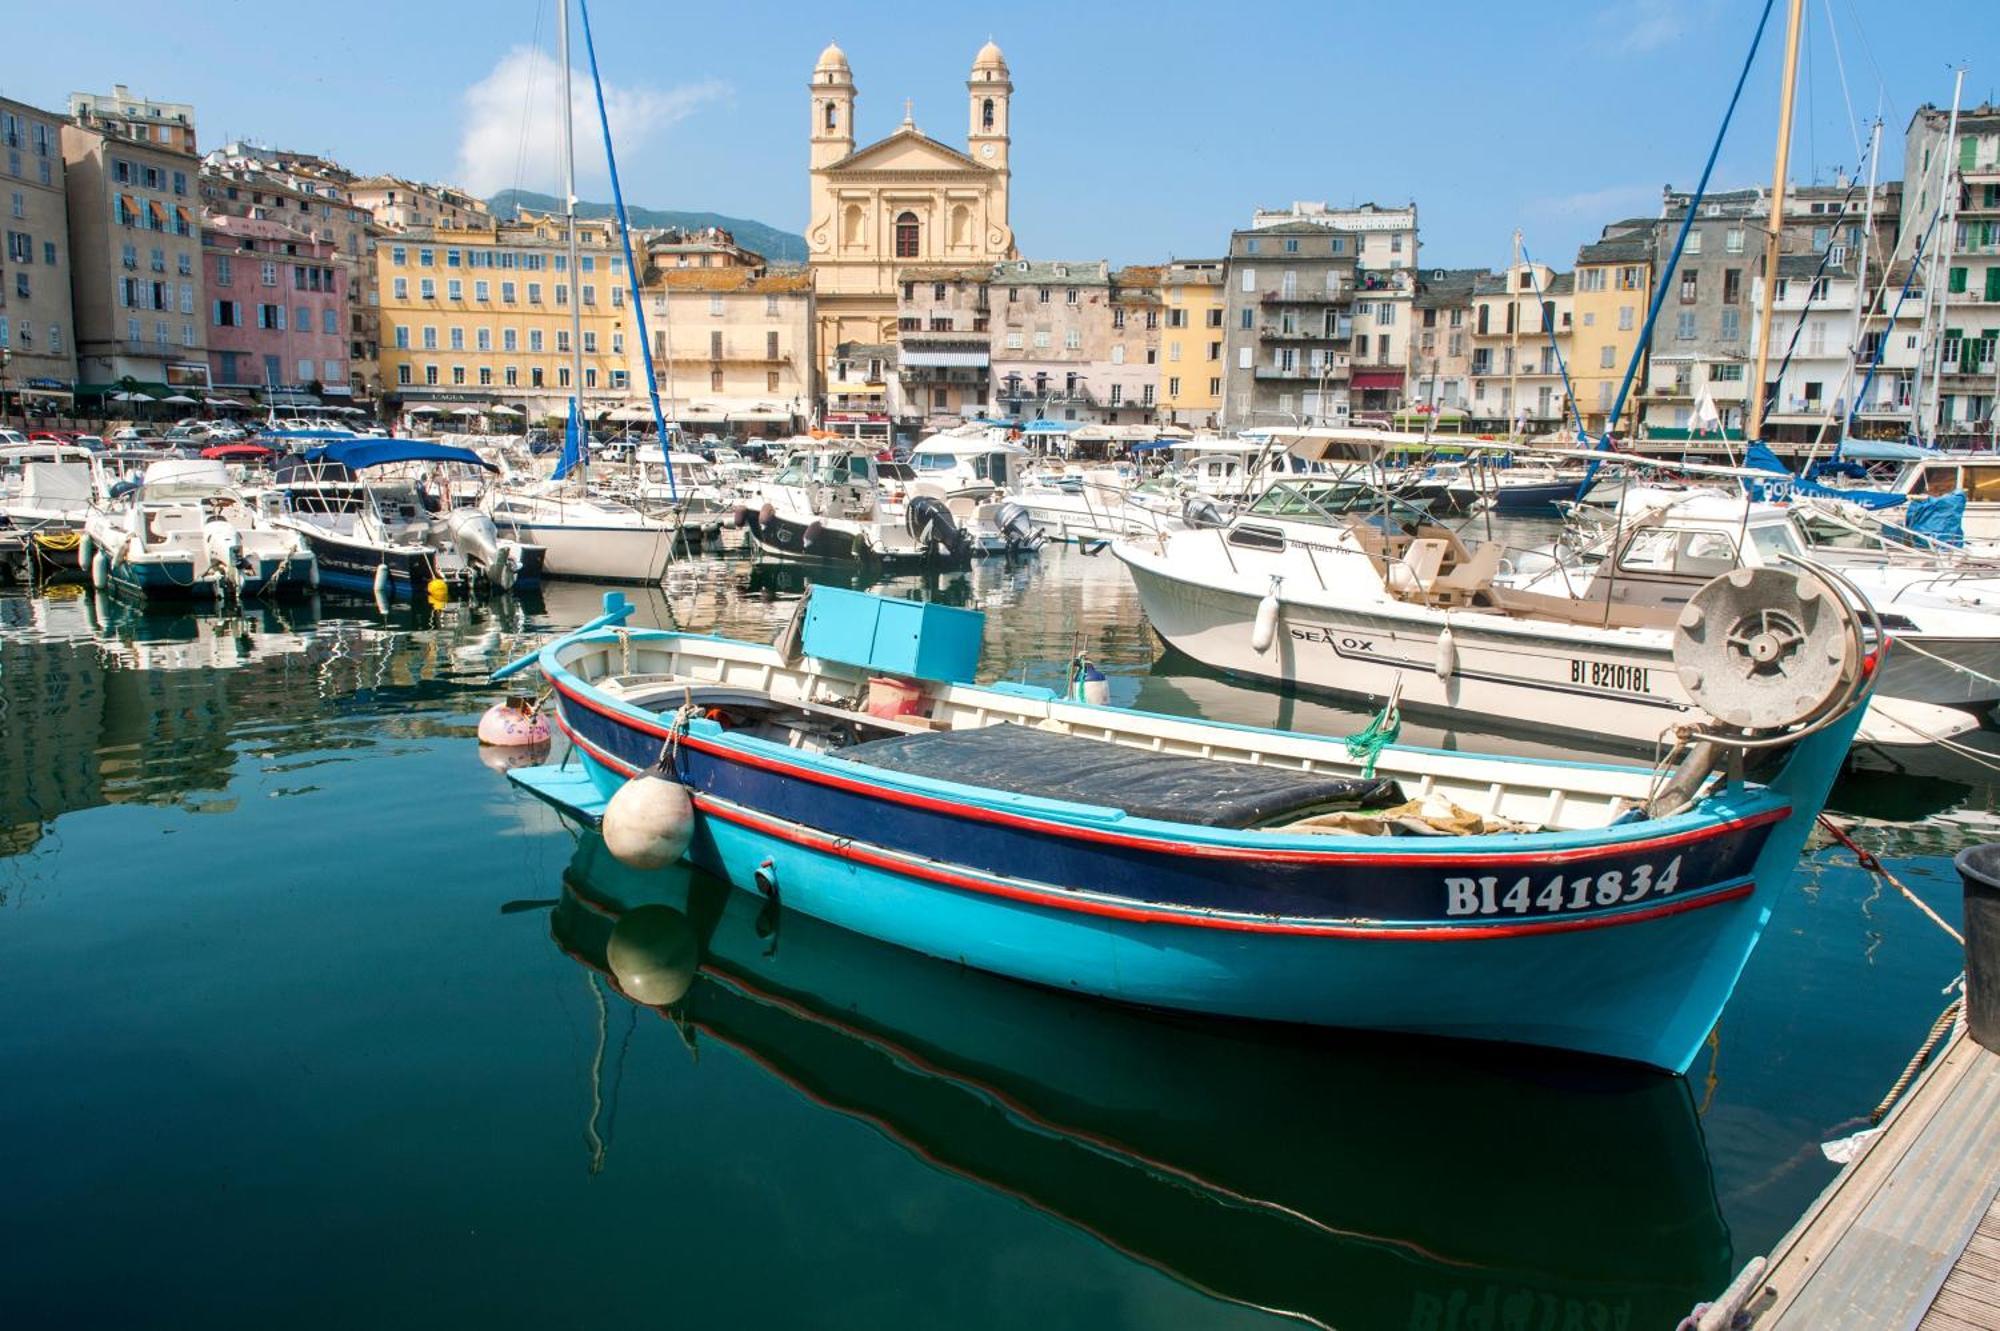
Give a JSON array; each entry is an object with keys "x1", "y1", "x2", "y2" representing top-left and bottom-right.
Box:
[
  {"x1": 454, "y1": 45, "x2": 729, "y2": 197},
  {"x1": 1526, "y1": 183, "x2": 1659, "y2": 221},
  {"x1": 1597, "y1": 0, "x2": 1688, "y2": 56}
]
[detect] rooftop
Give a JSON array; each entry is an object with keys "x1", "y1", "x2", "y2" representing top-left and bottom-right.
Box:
[
  {"x1": 989, "y1": 259, "x2": 1110, "y2": 286},
  {"x1": 648, "y1": 268, "x2": 811, "y2": 294}
]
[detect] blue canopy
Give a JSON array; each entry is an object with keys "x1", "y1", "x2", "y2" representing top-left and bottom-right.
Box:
[
  {"x1": 1022, "y1": 419, "x2": 1076, "y2": 434},
  {"x1": 1839, "y1": 439, "x2": 1934, "y2": 462},
  {"x1": 1741, "y1": 441, "x2": 1904, "y2": 510},
  {"x1": 303, "y1": 439, "x2": 496, "y2": 472},
  {"x1": 1128, "y1": 439, "x2": 1173, "y2": 452}
]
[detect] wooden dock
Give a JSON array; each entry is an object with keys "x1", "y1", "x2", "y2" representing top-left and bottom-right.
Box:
[{"x1": 1719, "y1": 1028, "x2": 2000, "y2": 1329}]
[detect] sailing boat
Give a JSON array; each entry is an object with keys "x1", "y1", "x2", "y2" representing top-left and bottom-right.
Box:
[{"x1": 482, "y1": 0, "x2": 681, "y2": 584}]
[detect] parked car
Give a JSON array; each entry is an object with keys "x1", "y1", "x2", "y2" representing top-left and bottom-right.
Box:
[
  {"x1": 0, "y1": 427, "x2": 28, "y2": 447},
  {"x1": 109, "y1": 425, "x2": 163, "y2": 445}
]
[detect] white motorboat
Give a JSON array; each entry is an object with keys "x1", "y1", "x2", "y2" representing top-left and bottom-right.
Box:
[
  {"x1": 82, "y1": 458, "x2": 315, "y2": 600},
  {"x1": 485, "y1": 484, "x2": 680, "y2": 583},
  {"x1": 906, "y1": 426, "x2": 1044, "y2": 557},
  {"x1": 733, "y1": 446, "x2": 975, "y2": 571},
  {"x1": 1112, "y1": 432, "x2": 1976, "y2": 756}
]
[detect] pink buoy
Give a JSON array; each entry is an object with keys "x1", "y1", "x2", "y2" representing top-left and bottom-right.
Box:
[{"x1": 478, "y1": 698, "x2": 551, "y2": 747}]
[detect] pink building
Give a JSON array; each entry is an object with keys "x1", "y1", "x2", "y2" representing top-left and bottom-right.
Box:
[{"x1": 202, "y1": 214, "x2": 347, "y2": 398}]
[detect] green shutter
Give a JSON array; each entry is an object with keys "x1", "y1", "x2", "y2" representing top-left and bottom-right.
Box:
[
  {"x1": 1964, "y1": 136, "x2": 1980, "y2": 171},
  {"x1": 1989, "y1": 268, "x2": 2000, "y2": 302},
  {"x1": 1950, "y1": 267, "x2": 1969, "y2": 294}
]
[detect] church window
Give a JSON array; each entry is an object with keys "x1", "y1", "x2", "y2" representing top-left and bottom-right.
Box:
[
  {"x1": 824, "y1": 102, "x2": 837, "y2": 132},
  {"x1": 981, "y1": 98, "x2": 995, "y2": 131},
  {"x1": 894, "y1": 212, "x2": 920, "y2": 259}
]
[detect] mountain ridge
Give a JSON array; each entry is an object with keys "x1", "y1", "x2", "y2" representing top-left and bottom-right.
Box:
[{"x1": 486, "y1": 189, "x2": 807, "y2": 264}]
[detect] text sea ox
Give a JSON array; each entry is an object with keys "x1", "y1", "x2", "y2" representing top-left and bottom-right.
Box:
[{"x1": 1443, "y1": 856, "x2": 1684, "y2": 919}]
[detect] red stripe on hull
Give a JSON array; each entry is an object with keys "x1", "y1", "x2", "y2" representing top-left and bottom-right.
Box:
[{"x1": 556, "y1": 711, "x2": 1759, "y2": 941}]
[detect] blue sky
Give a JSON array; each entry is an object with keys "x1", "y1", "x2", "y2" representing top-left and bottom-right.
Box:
[{"x1": 8, "y1": 0, "x2": 1982, "y2": 269}]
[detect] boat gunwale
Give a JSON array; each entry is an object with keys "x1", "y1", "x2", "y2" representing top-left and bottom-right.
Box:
[{"x1": 539, "y1": 627, "x2": 1792, "y2": 861}]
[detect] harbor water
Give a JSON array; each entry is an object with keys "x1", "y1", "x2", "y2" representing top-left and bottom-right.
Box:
[{"x1": 0, "y1": 539, "x2": 1980, "y2": 1329}]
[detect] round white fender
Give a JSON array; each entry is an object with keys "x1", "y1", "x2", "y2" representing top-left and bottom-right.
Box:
[
  {"x1": 1250, "y1": 575, "x2": 1284, "y2": 655},
  {"x1": 372, "y1": 562, "x2": 390, "y2": 599},
  {"x1": 602, "y1": 771, "x2": 694, "y2": 870},
  {"x1": 79, "y1": 533, "x2": 94, "y2": 572},
  {"x1": 91, "y1": 549, "x2": 109, "y2": 588},
  {"x1": 1436, "y1": 625, "x2": 1458, "y2": 680}
]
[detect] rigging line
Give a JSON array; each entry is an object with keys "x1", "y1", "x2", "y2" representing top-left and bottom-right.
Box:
[
  {"x1": 1757, "y1": 169, "x2": 1870, "y2": 428},
  {"x1": 577, "y1": 0, "x2": 679, "y2": 503},
  {"x1": 1836, "y1": 0, "x2": 1899, "y2": 129},
  {"x1": 1518, "y1": 242, "x2": 1586, "y2": 439},
  {"x1": 1803, "y1": 4, "x2": 1817, "y2": 186},
  {"x1": 509, "y1": 0, "x2": 549, "y2": 204},
  {"x1": 1819, "y1": 0, "x2": 1863, "y2": 164},
  {"x1": 1581, "y1": 0, "x2": 1780, "y2": 500}
]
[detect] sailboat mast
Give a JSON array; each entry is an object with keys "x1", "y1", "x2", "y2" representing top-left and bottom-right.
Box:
[
  {"x1": 1845, "y1": 118, "x2": 1882, "y2": 431},
  {"x1": 1746, "y1": 0, "x2": 1806, "y2": 445},
  {"x1": 1920, "y1": 67, "x2": 1966, "y2": 443},
  {"x1": 559, "y1": 0, "x2": 585, "y2": 471},
  {"x1": 1508, "y1": 228, "x2": 1521, "y2": 439}
]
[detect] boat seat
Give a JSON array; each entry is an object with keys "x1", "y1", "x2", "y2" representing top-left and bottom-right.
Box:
[
  {"x1": 839, "y1": 722, "x2": 1403, "y2": 829},
  {"x1": 1423, "y1": 541, "x2": 1504, "y2": 607},
  {"x1": 1386, "y1": 537, "x2": 1449, "y2": 598}
]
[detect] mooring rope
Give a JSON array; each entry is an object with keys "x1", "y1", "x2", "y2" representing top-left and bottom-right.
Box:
[
  {"x1": 1870, "y1": 997, "x2": 1965, "y2": 1125},
  {"x1": 1817, "y1": 815, "x2": 1964, "y2": 946}
]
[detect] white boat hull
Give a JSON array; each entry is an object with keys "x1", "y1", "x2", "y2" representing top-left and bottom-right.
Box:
[
  {"x1": 1116, "y1": 542, "x2": 1958, "y2": 753},
  {"x1": 498, "y1": 520, "x2": 673, "y2": 582}
]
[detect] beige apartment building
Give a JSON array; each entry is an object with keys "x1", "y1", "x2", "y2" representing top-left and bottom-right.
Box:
[
  {"x1": 634, "y1": 266, "x2": 815, "y2": 436},
  {"x1": 0, "y1": 96, "x2": 77, "y2": 413},
  {"x1": 62, "y1": 87, "x2": 209, "y2": 394}
]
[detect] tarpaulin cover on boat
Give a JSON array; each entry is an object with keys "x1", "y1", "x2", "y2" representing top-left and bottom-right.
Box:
[
  {"x1": 840, "y1": 723, "x2": 1402, "y2": 829},
  {"x1": 302, "y1": 440, "x2": 497, "y2": 472}
]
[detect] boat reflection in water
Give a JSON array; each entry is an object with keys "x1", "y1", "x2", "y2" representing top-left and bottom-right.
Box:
[{"x1": 549, "y1": 832, "x2": 1731, "y2": 1330}]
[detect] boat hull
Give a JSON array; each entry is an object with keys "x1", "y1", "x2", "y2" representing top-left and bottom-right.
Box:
[
  {"x1": 494, "y1": 519, "x2": 674, "y2": 583},
  {"x1": 1490, "y1": 480, "x2": 1579, "y2": 515},
  {"x1": 526, "y1": 651, "x2": 1859, "y2": 1073},
  {"x1": 101, "y1": 553, "x2": 316, "y2": 600},
  {"x1": 1118, "y1": 543, "x2": 1702, "y2": 746},
  {"x1": 744, "y1": 509, "x2": 968, "y2": 573}
]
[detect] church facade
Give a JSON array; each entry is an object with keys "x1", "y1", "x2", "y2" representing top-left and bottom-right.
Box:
[{"x1": 805, "y1": 40, "x2": 1019, "y2": 397}]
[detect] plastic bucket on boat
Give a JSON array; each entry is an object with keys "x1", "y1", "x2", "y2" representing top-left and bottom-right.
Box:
[
  {"x1": 1953, "y1": 843, "x2": 2000, "y2": 1051},
  {"x1": 866, "y1": 676, "x2": 925, "y2": 721}
]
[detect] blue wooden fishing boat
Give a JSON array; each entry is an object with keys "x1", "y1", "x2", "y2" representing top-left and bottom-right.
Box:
[{"x1": 500, "y1": 576, "x2": 1874, "y2": 1075}]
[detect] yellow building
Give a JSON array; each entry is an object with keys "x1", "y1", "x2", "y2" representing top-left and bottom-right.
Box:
[
  {"x1": 1568, "y1": 224, "x2": 1656, "y2": 435},
  {"x1": 375, "y1": 210, "x2": 632, "y2": 422},
  {"x1": 805, "y1": 40, "x2": 1018, "y2": 394},
  {"x1": 1157, "y1": 259, "x2": 1225, "y2": 427}
]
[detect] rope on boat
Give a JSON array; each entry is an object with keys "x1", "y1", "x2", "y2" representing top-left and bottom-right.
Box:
[
  {"x1": 1817, "y1": 815, "x2": 1965, "y2": 947},
  {"x1": 1341, "y1": 679, "x2": 1403, "y2": 778},
  {"x1": 1870, "y1": 997, "x2": 1964, "y2": 1126}
]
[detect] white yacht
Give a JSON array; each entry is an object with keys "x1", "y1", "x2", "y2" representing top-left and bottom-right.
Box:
[
  {"x1": 735, "y1": 446, "x2": 974, "y2": 570},
  {"x1": 83, "y1": 458, "x2": 315, "y2": 600}
]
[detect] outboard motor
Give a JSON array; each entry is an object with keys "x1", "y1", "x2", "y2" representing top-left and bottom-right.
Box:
[
  {"x1": 994, "y1": 500, "x2": 1043, "y2": 554},
  {"x1": 1182, "y1": 494, "x2": 1230, "y2": 529},
  {"x1": 439, "y1": 508, "x2": 509, "y2": 588},
  {"x1": 202, "y1": 517, "x2": 244, "y2": 595},
  {"x1": 906, "y1": 495, "x2": 972, "y2": 562}
]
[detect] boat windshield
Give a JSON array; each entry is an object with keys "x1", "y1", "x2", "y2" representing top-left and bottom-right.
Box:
[{"x1": 1248, "y1": 478, "x2": 1430, "y2": 527}]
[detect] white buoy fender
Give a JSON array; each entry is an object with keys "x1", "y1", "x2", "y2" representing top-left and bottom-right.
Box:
[
  {"x1": 602, "y1": 771, "x2": 695, "y2": 870},
  {"x1": 372, "y1": 563, "x2": 391, "y2": 598},
  {"x1": 606, "y1": 906, "x2": 699, "y2": 1006},
  {"x1": 78, "y1": 533, "x2": 94, "y2": 571},
  {"x1": 90, "y1": 550, "x2": 109, "y2": 588},
  {"x1": 306, "y1": 558, "x2": 320, "y2": 589},
  {"x1": 1251, "y1": 586, "x2": 1282, "y2": 655},
  {"x1": 1436, "y1": 626, "x2": 1458, "y2": 680}
]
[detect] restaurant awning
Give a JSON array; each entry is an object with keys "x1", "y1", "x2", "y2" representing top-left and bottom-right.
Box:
[
  {"x1": 1351, "y1": 371, "x2": 1405, "y2": 390},
  {"x1": 728, "y1": 409, "x2": 795, "y2": 423}
]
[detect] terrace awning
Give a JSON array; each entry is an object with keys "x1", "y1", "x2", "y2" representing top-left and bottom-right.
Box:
[{"x1": 900, "y1": 349, "x2": 990, "y2": 368}]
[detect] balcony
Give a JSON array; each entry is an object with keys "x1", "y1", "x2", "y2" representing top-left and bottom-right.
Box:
[
  {"x1": 1260, "y1": 325, "x2": 1352, "y2": 343},
  {"x1": 1259, "y1": 289, "x2": 1345, "y2": 306},
  {"x1": 1254, "y1": 360, "x2": 1349, "y2": 382}
]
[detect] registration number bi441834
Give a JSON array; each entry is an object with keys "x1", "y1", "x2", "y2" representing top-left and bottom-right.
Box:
[{"x1": 1444, "y1": 856, "x2": 1682, "y2": 918}]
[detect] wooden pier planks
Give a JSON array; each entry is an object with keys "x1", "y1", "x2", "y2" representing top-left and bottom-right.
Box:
[{"x1": 1741, "y1": 1030, "x2": 2000, "y2": 1329}]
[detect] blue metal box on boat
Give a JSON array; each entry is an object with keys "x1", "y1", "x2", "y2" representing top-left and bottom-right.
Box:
[{"x1": 802, "y1": 586, "x2": 985, "y2": 683}]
